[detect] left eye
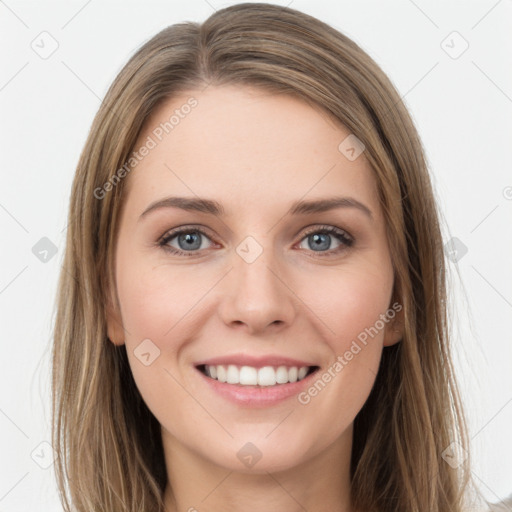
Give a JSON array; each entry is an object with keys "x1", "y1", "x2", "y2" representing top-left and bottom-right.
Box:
[{"x1": 296, "y1": 226, "x2": 353, "y2": 254}]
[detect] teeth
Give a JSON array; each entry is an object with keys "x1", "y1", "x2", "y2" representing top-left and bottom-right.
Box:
[
  {"x1": 217, "y1": 365, "x2": 227, "y2": 383},
  {"x1": 239, "y1": 366, "x2": 258, "y2": 385},
  {"x1": 203, "y1": 364, "x2": 312, "y2": 386},
  {"x1": 298, "y1": 367, "x2": 308, "y2": 380}
]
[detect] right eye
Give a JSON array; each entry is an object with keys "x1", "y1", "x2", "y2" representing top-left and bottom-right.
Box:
[{"x1": 158, "y1": 227, "x2": 216, "y2": 256}]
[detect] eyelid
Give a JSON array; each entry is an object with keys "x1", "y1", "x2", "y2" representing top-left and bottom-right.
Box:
[
  {"x1": 158, "y1": 224, "x2": 215, "y2": 241},
  {"x1": 299, "y1": 224, "x2": 353, "y2": 242}
]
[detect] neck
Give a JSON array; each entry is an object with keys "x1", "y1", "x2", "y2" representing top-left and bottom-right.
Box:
[{"x1": 162, "y1": 425, "x2": 354, "y2": 512}]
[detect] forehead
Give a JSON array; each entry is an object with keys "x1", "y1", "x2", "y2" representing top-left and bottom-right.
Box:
[{"x1": 123, "y1": 85, "x2": 380, "y2": 219}]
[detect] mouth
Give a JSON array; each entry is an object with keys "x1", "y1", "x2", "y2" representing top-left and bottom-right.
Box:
[{"x1": 196, "y1": 364, "x2": 320, "y2": 387}]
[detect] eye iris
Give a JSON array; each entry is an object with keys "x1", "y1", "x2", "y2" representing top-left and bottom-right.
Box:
[
  {"x1": 178, "y1": 232, "x2": 201, "y2": 250},
  {"x1": 309, "y1": 233, "x2": 330, "y2": 251}
]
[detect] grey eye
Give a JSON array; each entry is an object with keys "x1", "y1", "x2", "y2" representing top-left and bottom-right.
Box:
[{"x1": 175, "y1": 232, "x2": 203, "y2": 251}]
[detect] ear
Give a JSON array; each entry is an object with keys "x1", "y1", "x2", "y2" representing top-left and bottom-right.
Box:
[
  {"x1": 382, "y1": 300, "x2": 404, "y2": 347},
  {"x1": 106, "y1": 288, "x2": 125, "y2": 346}
]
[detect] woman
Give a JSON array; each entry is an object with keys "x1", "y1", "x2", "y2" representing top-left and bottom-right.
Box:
[{"x1": 51, "y1": 3, "x2": 483, "y2": 511}]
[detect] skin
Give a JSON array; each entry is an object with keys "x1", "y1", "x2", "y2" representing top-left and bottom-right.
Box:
[{"x1": 107, "y1": 85, "x2": 404, "y2": 512}]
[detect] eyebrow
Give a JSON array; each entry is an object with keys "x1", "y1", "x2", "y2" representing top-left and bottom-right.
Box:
[{"x1": 139, "y1": 195, "x2": 373, "y2": 221}]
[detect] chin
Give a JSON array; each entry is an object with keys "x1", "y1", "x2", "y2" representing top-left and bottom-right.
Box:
[{"x1": 191, "y1": 430, "x2": 316, "y2": 474}]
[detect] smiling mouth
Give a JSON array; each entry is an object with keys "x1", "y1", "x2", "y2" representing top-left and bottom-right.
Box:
[{"x1": 196, "y1": 364, "x2": 319, "y2": 387}]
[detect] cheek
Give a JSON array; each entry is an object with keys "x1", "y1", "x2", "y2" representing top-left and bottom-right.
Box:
[
  {"x1": 116, "y1": 263, "x2": 199, "y2": 427},
  {"x1": 116, "y1": 256, "x2": 204, "y2": 340},
  {"x1": 114, "y1": 253, "x2": 227, "y2": 408},
  {"x1": 304, "y1": 263, "x2": 393, "y2": 349},
  {"x1": 294, "y1": 266, "x2": 392, "y2": 419}
]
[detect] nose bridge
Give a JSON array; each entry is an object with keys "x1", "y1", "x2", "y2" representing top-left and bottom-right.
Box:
[{"x1": 218, "y1": 234, "x2": 296, "y2": 333}]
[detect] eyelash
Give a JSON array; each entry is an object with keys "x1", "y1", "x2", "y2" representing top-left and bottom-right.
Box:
[{"x1": 157, "y1": 224, "x2": 354, "y2": 258}]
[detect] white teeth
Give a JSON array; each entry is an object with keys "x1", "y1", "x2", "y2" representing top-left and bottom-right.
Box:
[
  {"x1": 216, "y1": 365, "x2": 227, "y2": 383},
  {"x1": 275, "y1": 366, "x2": 289, "y2": 384},
  {"x1": 258, "y1": 366, "x2": 276, "y2": 386},
  {"x1": 239, "y1": 366, "x2": 258, "y2": 385},
  {"x1": 298, "y1": 367, "x2": 308, "y2": 380},
  {"x1": 226, "y1": 365, "x2": 239, "y2": 384},
  {"x1": 203, "y1": 364, "x2": 312, "y2": 386}
]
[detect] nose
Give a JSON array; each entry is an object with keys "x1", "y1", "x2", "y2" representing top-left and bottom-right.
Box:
[{"x1": 217, "y1": 245, "x2": 297, "y2": 335}]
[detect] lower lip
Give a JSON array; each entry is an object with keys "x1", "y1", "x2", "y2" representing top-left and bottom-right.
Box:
[{"x1": 195, "y1": 367, "x2": 319, "y2": 407}]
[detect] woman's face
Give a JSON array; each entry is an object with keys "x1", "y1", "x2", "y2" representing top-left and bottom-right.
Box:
[{"x1": 107, "y1": 85, "x2": 402, "y2": 474}]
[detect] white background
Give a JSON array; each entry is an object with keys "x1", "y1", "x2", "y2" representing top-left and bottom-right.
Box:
[{"x1": 0, "y1": 1, "x2": 511, "y2": 510}]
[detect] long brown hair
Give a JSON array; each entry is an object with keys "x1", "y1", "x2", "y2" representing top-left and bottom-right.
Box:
[{"x1": 52, "y1": 3, "x2": 476, "y2": 510}]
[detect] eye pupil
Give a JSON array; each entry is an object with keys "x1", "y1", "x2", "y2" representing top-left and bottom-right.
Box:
[{"x1": 309, "y1": 233, "x2": 330, "y2": 251}]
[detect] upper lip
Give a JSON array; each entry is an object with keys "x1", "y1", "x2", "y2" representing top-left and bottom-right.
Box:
[{"x1": 195, "y1": 353, "x2": 317, "y2": 369}]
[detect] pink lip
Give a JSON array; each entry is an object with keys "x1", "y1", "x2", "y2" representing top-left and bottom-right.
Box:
[
  {"x1": 195, "y1": 365, "x2": 320, "y2": 407},
  {"x1": 194, "y1": 353, "x2": 316, "y2": 369}
]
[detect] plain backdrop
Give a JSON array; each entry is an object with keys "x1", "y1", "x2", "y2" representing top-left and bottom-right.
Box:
[{"x1": 1, "y1": 1, "x2": 511, "y2": 510}]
